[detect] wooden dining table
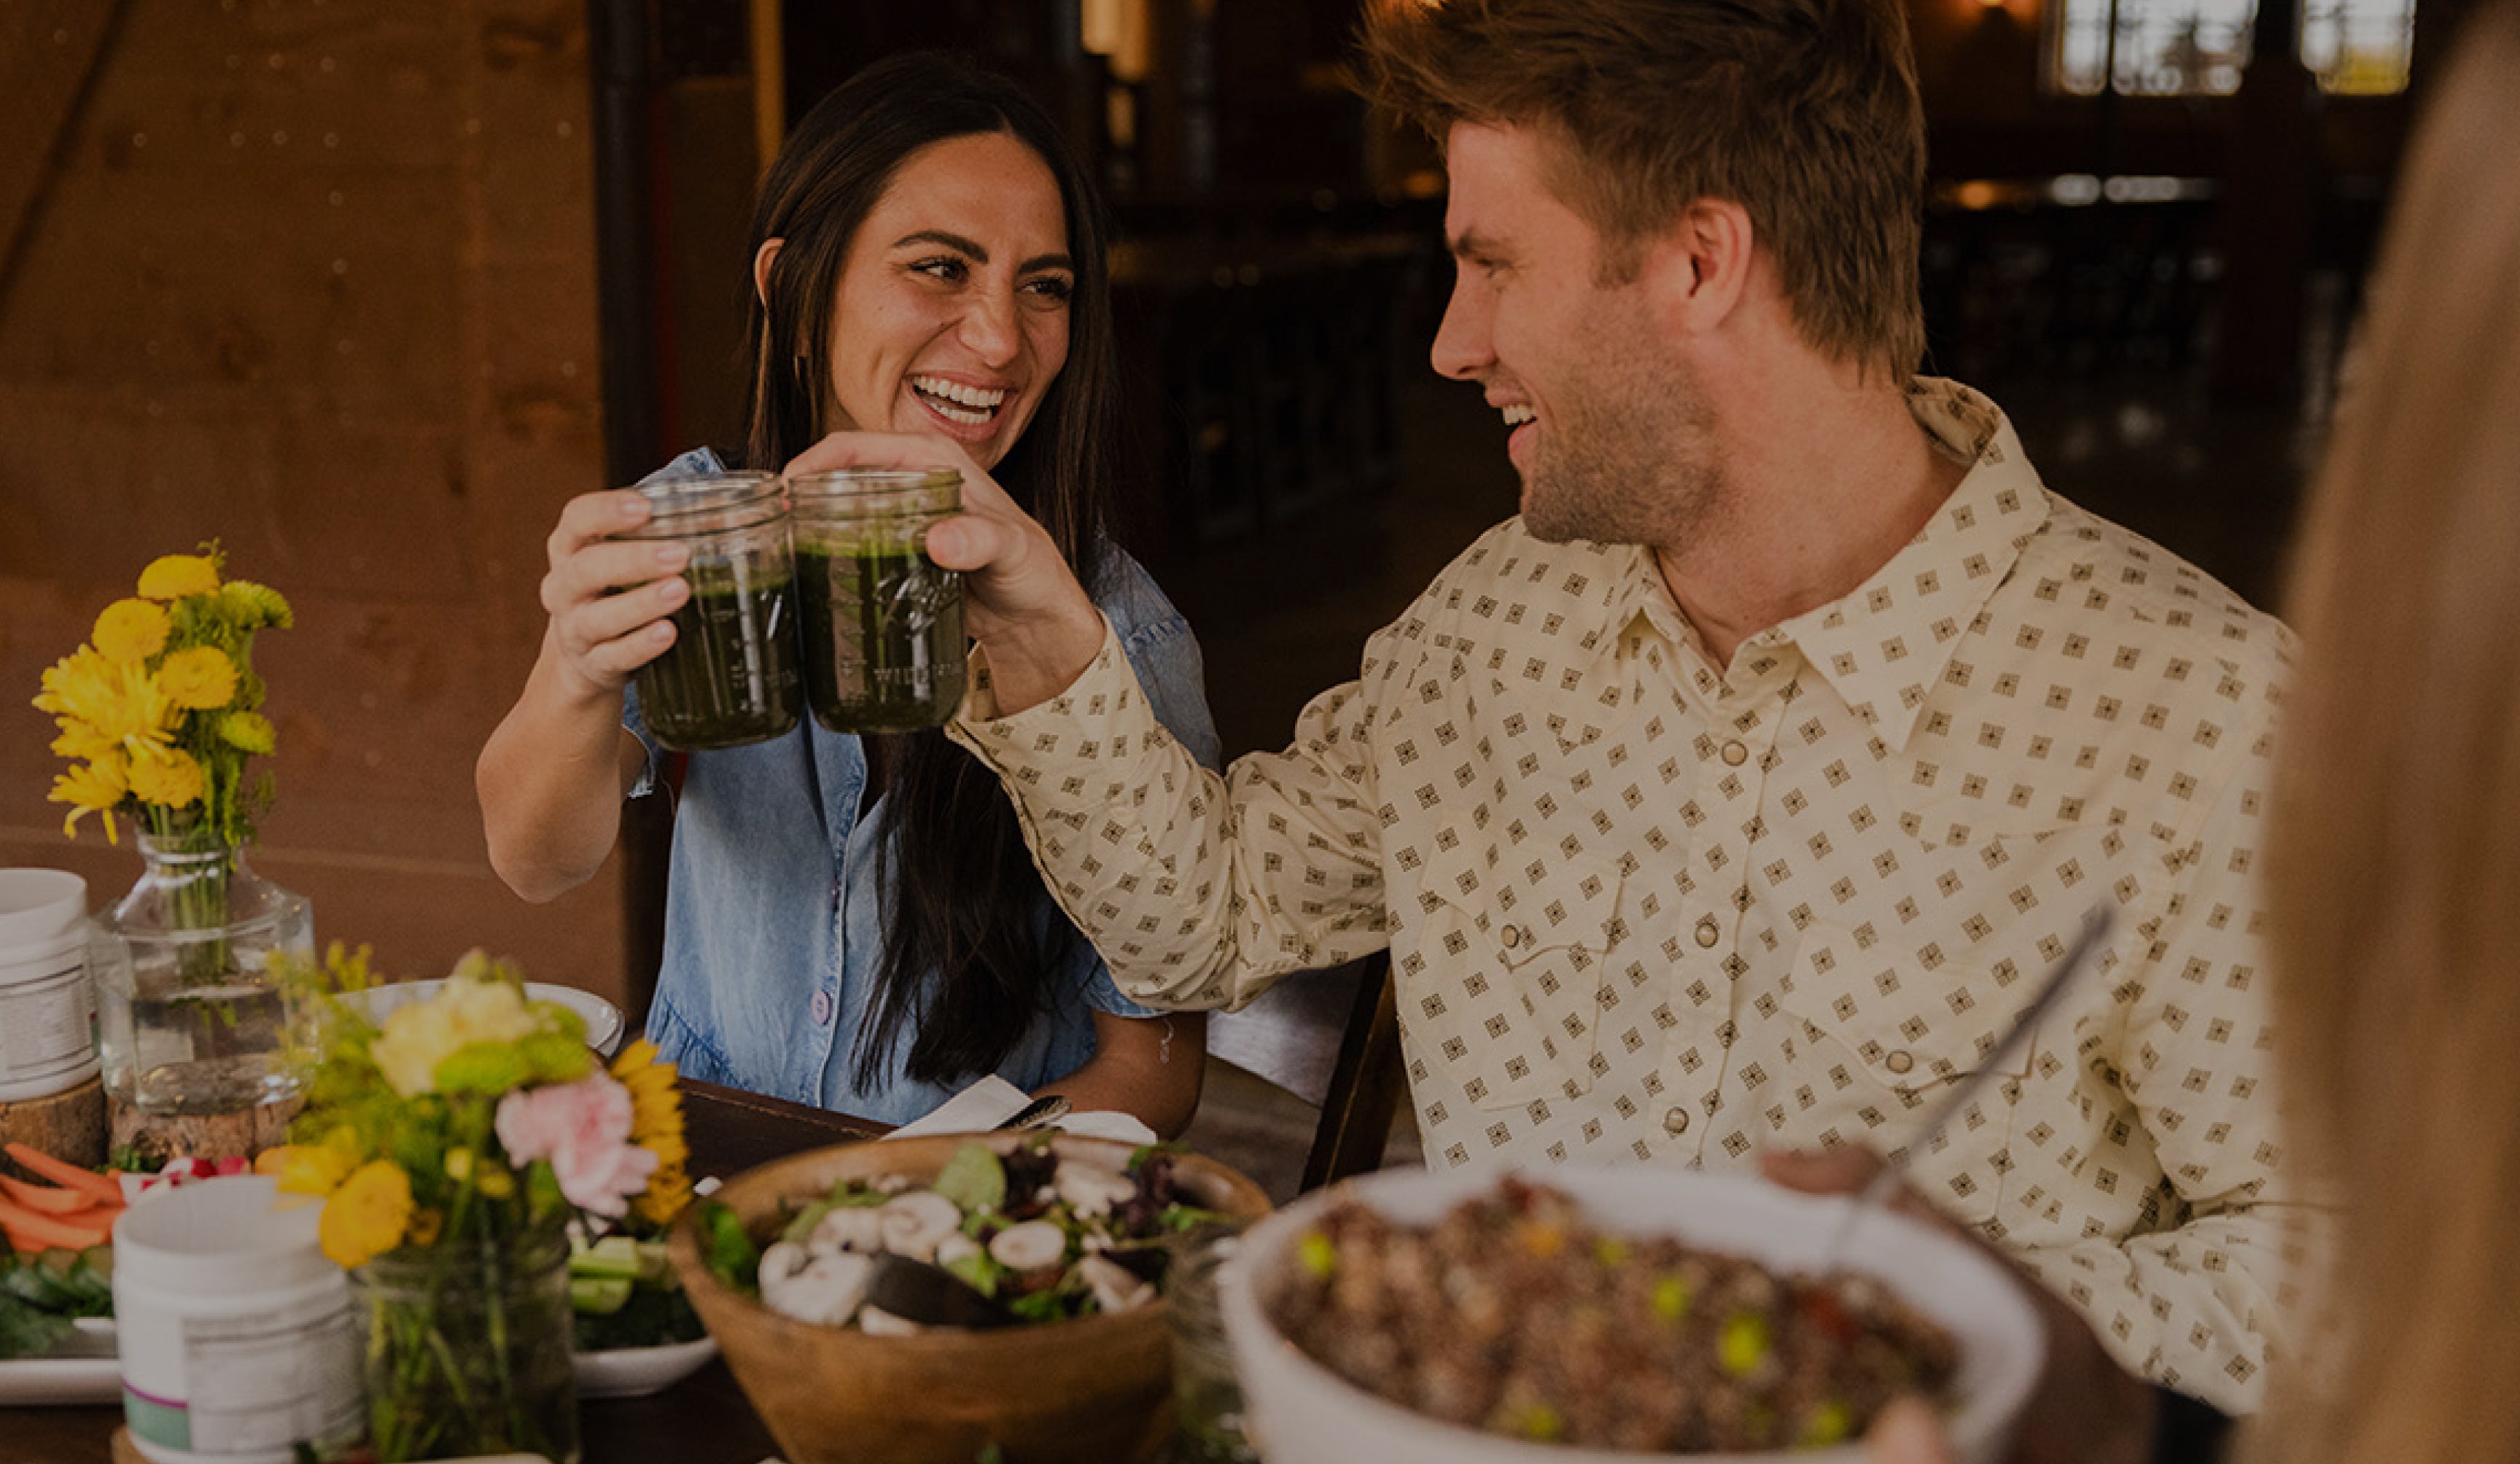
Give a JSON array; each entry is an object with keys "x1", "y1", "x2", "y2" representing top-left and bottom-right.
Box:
[{"x1": 4, "y1": 1080, "x2": 889, "y2": 1464}]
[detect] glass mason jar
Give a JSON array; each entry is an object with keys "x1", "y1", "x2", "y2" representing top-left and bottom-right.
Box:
[
  {"x1": 612, "y1": 470, "x2": 801, "y2": 752},
  {"x1": 788, "y1": 467, "x2": 968, "y2": 733},
  {"x1": 93, "y1": 819, "x2": 313, "y2": 1117},
  {"x1": 354, "y1": 1223, "x2": 580, "y2": 1464},
  {"x1": 1168, "y1": 1229, "x2": 1261, "y2": 1464}
]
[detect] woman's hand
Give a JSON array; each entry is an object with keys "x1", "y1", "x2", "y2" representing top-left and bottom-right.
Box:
[
  {"x1": 1762, "y1": 1148, "x2": 2160, "y2": 1464},
  {"x1": 537, "y1": 488, "x2": 691, "y2": 704},
  {"x1": 782, "y1": 431, "x2": 1107, "y2": 715}
]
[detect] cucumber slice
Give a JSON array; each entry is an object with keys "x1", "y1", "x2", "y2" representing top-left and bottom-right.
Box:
[
  {"x1": 569, "y1": 1235, "x2": 644, "y2": 1281},
  {"x1": 570, "y1": 1274, "x2": 633, "y2": 1315}
]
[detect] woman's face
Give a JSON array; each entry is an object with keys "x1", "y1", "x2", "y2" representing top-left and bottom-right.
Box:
[{"x1": 819, "y1": 131, "x2": 1075, "y2": 470}]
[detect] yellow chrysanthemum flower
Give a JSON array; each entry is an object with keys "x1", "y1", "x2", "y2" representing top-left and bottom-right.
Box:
[
  {"x1": 159, "y1": 646, "x2": 240, "y2": 711},
  {"x1": 137, "y1": 553, "x2": 222, "y2": 601},
  {"x1": 219, "y1": 580, "x2": 294, "y2": 630},
  {"x1": 267, "y1": 1142, "x2": 355, "y2": 1199},
  {"x1": 126, "y1": 749, "x2": 206, "y2": 809},
  {"x1": 34, "y1": 651, "x2": 178, "y2": 765},
  {"x1": 92, "y1": 599, "x2": 172, "y2": 664},
  {"x1": 319, "y1": 1160, "x2": 413, "y2": 1269},
  {"x1": 48, "y1": 756, "x2": 128, "y2": 841},
  {"x1": 49, "y1": 717, "x2": 118, "y2": 763},
  {"x1": 219, "y1": 710, "x2": 276, "y2": 754}
]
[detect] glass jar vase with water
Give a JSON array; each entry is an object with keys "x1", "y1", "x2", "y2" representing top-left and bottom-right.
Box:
[{"x1": 92, "y1": 815, "x2": 312, "y2": 1118}]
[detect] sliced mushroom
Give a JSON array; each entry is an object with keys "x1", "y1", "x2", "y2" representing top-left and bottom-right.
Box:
[
  {"x1": 988, "y1": 1218, "x2": 1069, "y2": 1272},
  {"x1": 1054, "y1": 1159, "x2": 1138, "y2": 1220},
  {"x1": 759, "y1": 1249, "x2": 875, "y2": 1327},
  {"x1": 857, "y1": 1305, "x2": 925, "y2": 1337},
  {"x1": 878, "y1": 1191, "x2": 966, "y2": 1262},
  {"x1": 934, "y1": 1232, "x2": 983, "y2": 1269},
  {"x1": 809, "y1": 1205, "x2": 888, "y2": 1255},
  {"x1": 1078, "y1": 1255, "x2": 1156, "y2": 1315},
  {"x1": 758, "y1": 1240, "x2": 812, "y2": 1286}
]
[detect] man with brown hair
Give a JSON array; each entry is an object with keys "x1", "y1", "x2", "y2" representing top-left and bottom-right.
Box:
[{"x1": 796, "y1": 0, "x2": 2295, "y2": 1423}]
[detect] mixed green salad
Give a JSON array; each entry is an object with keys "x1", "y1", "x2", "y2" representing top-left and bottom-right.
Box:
[
  {"x1": 0, "y1": 1245, "x2": 113, "y2": 1360},
  {"x1": 696, "y1": 1139, "x2": 1225, "y2": 1330}
]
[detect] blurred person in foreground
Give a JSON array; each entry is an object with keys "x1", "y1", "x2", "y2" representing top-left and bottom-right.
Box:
[
  {"x1": 1853, "y1": 1, "x2": 2520, "y2": 1457},
  {"x1": 801, "y1": 0, "x2": 2297, "y2": 1417}
]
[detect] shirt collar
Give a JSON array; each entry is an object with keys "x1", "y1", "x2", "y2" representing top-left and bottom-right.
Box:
[{"x1": 1762, "y1": 378, "x2": 2050, "y2": 750}]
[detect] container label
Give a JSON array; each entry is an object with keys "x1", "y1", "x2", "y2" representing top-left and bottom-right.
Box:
[
  {"x1": 0, "y1": 955, "x2": 93, "y2": 1089},
  {"x1": 122, "y1": 1288, "x2": 363, "y2": 1455}
]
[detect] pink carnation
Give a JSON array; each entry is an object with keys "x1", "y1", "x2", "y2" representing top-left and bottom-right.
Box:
[{"x1": 494, "y1": 1074, "x2": 660, "y2": 1218}]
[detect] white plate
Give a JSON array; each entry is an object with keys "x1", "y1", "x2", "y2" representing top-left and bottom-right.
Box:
[
  {"x1": 0, "y1": 1320, "x2": 714, "y2": 1408},
  {"x1": 346, "y1": 981, "x2": 627, "y2": 1058},
  {"x1": 572, "y1": 1335, "x2": 720, "y2": 1399}
]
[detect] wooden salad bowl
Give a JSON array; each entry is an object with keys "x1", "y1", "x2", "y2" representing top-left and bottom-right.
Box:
[{"x1": 666, "y1": 1132, "x2": 1272, "y2": 1464}]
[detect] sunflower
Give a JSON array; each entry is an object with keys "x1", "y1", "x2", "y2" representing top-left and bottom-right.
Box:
[
  {"x1": 92, "y1": 599, "x2": 172, "y2": 663},
  {"x1": 611, "y1": 1040, "x2": 691, "y2": 1222},
  {"x1": 137, "y1": 553, "x2": 222, "y2": 601},
  {"x1": 158, "y1": 646, "x2": 239, "y2": 712}
]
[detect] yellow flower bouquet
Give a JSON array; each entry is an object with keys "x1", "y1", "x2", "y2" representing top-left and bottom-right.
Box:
[
  {"x1": 36, "y1": 549, "x2": 309, "y2": 1126},
  {"x1": 267, "y1": 947, "x2": 692, "y2": 1462},
  {"x1": 37, "y1": 548, "x2": 290, "y2": 852}
]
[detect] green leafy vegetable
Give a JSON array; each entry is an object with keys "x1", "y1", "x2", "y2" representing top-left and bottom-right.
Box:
[
  {"x1": 697, "y1": 1200, "x2": 761, "y2": 1298},
  {"x1": 933, "y1": 1143, "x2": 1007, "y2": 1214}
]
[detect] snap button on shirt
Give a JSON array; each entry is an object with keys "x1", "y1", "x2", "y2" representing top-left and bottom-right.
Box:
[
  {"x1": 809, "y1": 989, "x2": 834, "y2": 1027},
  {"x1": 1662, "y1": 1107, "x2": 1691, "y2": 1136},
  {"x1": 1884, "y1": 1048, "x2": 1916, "y2": 1075},
  {"x1": 1695, "y1": 916, "x2": 1722, "y2": 949},
  {"x1": 1502, "y1": 925, "x2": 1524, "y2": 949},
  {"x1": 1720, "y1": 739, "x2": 1749, "y2": 767}
]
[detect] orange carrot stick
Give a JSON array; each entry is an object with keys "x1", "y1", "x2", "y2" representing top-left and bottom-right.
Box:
[
  {"x1": 3, "y1": 1143, "x2": 125, "y2": 1204},
  {"x1": 0, "y1": 1175, "x2": 96, "y2": 1215},
  {"x1": 0, "y1": 1194, "x2": 109, "y2": 1250}
]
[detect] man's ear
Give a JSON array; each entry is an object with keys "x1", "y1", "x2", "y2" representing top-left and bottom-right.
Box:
[
  {"x1": 1634, "y1": 198, "x2": 1754, "y2": 341},
  {"x1": 752, "y1": 238, "x2": 785, "y2": 307}
]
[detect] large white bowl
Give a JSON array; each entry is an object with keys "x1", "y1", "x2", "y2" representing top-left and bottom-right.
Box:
[
  {"x1": 1219, "y1": 1167, "x2": 2045, "y2": 1464},
  {"x1": 346, "y1": 979, "x2": 626, "y2": 1058}
]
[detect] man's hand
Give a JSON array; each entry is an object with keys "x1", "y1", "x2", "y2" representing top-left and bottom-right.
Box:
[
  {"x1": 1761, "y1": 1148, "x2": 2160, "y2": 1464},
  {"x1": 783, "y1": 431, "x2": 1107, "y2": 714}
]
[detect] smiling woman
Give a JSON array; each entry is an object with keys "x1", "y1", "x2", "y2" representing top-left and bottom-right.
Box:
[{"x1": 475, "y1": 53, "x2": 1220, "y2": 1138}]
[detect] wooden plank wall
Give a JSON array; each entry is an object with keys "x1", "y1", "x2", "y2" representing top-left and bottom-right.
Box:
[{"x1": 0, "y1": 0, "x2": 626, "y2": 1002}]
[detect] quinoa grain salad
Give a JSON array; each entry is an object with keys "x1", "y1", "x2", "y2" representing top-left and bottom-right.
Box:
[{"x1": 1273, "y1": 1177, "x2": 1959, "y2": 1452}]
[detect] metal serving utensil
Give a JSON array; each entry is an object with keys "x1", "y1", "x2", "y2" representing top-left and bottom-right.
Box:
[
  {"x1": 992, "y1": 1093, "x2": 1071, "y2": 1132},
  {"x1": 1820, "y1": 903, "x2": 2116, "y2": 1266}
]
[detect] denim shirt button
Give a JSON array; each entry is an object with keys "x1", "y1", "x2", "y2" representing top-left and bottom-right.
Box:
[{"x1": 810, "y1": 989, "x2": 834, "y2": 1026}]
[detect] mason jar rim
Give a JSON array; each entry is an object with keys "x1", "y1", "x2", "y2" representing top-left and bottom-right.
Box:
[
  {"x1": 631, "y1": 470, "x2": 785, "y2": 520},
  {"x1": 787, "y1": 467, "x2": 962, "y2": 497}
]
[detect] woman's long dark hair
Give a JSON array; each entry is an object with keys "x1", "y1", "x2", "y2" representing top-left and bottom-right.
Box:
[{"x1": 740, "y1": 52, "x2": 1119, "y2": 1091}]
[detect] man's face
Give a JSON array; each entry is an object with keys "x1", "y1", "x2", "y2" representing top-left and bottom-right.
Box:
[{"x1": 1430, "y1": 124, "x2": 1724, "y2": 548}]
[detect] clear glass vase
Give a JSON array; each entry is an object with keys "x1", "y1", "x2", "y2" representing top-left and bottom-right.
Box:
[
  {"x1": 354, "y1": 1224, "x2": 581, "y2": 1464},
  {"x1": 92, "y1": 819, "x2": 313, "y2": 1115}
]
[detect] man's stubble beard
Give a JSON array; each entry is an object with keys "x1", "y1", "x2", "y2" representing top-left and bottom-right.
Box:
[{"x1": 1515, "y1": 327, "x2": 1728, "y2": 551}]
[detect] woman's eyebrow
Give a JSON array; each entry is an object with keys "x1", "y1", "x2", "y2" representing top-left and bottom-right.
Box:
[{"x1": 892, "y1": 229, "x2": 989, "y2": 258}]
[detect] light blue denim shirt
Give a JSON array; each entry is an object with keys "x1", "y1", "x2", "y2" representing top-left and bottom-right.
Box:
[{"x1": 624, "y1": 448, "x2": 1221, "y2": 1124}]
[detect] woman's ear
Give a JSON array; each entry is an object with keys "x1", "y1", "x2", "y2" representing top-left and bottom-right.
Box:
[{"x1": 752, "y1": 238, "x2": 785, "y2": 307}]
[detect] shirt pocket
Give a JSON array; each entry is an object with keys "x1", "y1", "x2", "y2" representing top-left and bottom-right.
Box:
[
  {"x1": 1778, "y1": 920, "x2": 2038, "y2": 1226},
  {"x1": 1405, "y1": 844, "x2": 1626, "y2": 1112}
]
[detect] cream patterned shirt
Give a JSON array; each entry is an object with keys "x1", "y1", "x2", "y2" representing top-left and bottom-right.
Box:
[{"x1": 954, "y1": 381, "x2": 2298, "y2": 1411}]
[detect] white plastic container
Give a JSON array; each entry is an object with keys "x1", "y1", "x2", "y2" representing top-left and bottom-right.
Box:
[
  {"x1": 0, "y1": 869, "x2": 98, "y2": 1102},
  {"x1": 113, "y1": 1175, "x2": 365, "y2": 1464}
]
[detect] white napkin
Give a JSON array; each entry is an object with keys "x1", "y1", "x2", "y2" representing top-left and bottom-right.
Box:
[{"x1": 883, "y1": 1074, "x2": 1158, "y2": 1148}]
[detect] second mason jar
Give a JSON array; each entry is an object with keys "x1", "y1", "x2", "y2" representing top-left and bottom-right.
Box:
[
  {"x1": 613, "y1": 470, "x2": 801, "y2": 751},
  {"x1": 788, "y1": 467, "x2": 968, "y2": 733}
]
